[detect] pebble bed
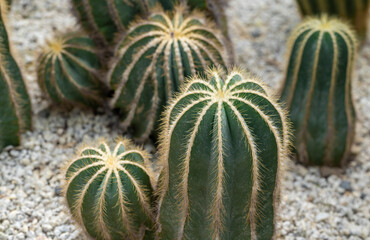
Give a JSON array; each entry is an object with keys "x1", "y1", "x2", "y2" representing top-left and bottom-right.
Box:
[{"x1": 0, "y1": 0, "x2": 369, "y2": 239}]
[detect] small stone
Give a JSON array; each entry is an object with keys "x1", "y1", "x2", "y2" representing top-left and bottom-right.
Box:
[
  {"x1": 0, "y1": 233, "x2": 8, "y2": 240},
  {"x1": 315, "y1": 212, "x2": 330, "y2": 222},
  {"x1": 339, "y1": 180, "x2": 352, "y2": 192},
  {"x1": 251, "y1": 28, "x2": 261, "y2": 38},
  {"x1": 9, "y1": 150, "x2": 20, "y2": 157},
  {"x1": 54, "y1": 186, "x2": 62, "y2": 196}
]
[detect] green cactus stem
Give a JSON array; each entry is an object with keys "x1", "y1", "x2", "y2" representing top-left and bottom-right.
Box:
[
  {"x1": 109, "y1": 6, "x2": 229, "y2": 141},
  {"x1": 280, "y1": 16, "x2": 357, "y2": 167},
  {"x1": 156, "y1": 68, "x2": 290, "y2": 239},
  {"x1": 0, "y1": 0, "x2": 32, "y2": 151},
  {"x1": 64, "y1": 138, "x2": 156, "y2": 240},
  {"x1": 296, "y1": 0, "x2": 370, "y2": 40},
  {"x1": 37, "y1": 33, "x2": 104, "y2": 107}
]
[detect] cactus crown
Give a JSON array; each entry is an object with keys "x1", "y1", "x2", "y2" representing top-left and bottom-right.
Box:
[
  {"x1": 109, "y1": 5, "x2": 228, "y2": 141},
  {"x1": 157, "y1": 68, "x2": 290, "y2": 239},
  {"x1": 63, "y1": 138, "x2": 155, "y2": 239},
  {"x1": 281, "y1": 15, "x2": 357, "y2": 167}
]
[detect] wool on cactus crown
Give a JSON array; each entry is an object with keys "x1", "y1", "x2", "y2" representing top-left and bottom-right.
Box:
[
  {"x1": 156, "y1": 68, "x2": 291, "y2": 240},
  {"x1": 280, "y1": 15, "x2": 357, "y2": 167},
  {"x1": 109, "y1": 5, "x2": 229, "y2": 141},
  {"x1": 63, "y1": 138, "x2": 156, "y2": 240},
  {"x1": 37, "y1": 33, "x2": 104, "y2": 107}
]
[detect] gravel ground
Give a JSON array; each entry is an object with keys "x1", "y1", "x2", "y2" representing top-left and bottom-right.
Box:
[{"x1": 0, "y1": 0, "x2": 369, "y2": 239}]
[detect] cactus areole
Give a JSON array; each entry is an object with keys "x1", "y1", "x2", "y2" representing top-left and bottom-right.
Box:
[
  {"x1": 109, "y1": 6, "x2": 228, "y2": 141},
  {"x1": 157, "y1": 69, "x2": 290, "y2": 240},
  {"x1": 64, "y1": 139, "x2": 155, "y2": 240},
  {"x1": 280, "y1": 16, "x2": 357, "y2": 167}
]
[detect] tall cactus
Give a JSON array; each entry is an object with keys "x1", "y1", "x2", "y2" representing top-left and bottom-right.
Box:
[
  {"x1": 37, "y1": 33, "x2": 104, "y2": 107},
  {"x1": 296, "y1": 0, "x2": 370, "y2": 40},
  {"x1": 109, "y1": 6, "x2": 229, "y2": 141},
  {"x1": 156, "y1": 69, "x2": 290, "y2": 239},
  {"x1": 0, "y1": 0, "x2": 32, "y2": 151},
  {"x1": 280, "y1": 16, "x2": 357, "y2": 167},
  {"x1": 71, "y1": 0, "x2": 156, "y2": 50},
  {"x1": 64, "y1": 139, "x2": 156, "y2": 240}
]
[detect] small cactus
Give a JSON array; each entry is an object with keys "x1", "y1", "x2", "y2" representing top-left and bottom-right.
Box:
[
  {"x1": 64, "y1": 139, "x2": 156, "y2": 240},
  {"x1": 296, "y1": 0, "x2": 370, "y2": 40},
  {"x1": 109, "y1": 6, "x2": 229, "y2": 141},
  {"x1": 156, "y1": 69, "x2": 290, "y2": 239},
  {"x1": 280, "y1": 16, "x2": 357, "y2": 167},
  {"x1": 37, "y1": 33, "x2": 104, "y2": 107},
  {"x1": 0, "y1": 0, "x2": 32, "y2": 151},
  {"x1": 71, "y1": 0, "x2": 156, "y2": 48}
]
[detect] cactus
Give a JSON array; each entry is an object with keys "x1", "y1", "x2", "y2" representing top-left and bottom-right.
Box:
[
  {"x1": 156, "y1": 69, "x2": 290, "y2": 239},
  {"x1": 37, "y1": 33, "x2": 104, "y2": 107},
  {"x1": 0, "y1": 0, "x2": 32, "y2": 151},
  {"x1": 296, "y1": 0, "x2": 370, "y2": 40},
  {"x1": 109, "y1": 6, "x2": 229, "y2": 141},
  {"x1": 71, "y1": 0, "x2": 156, "y2": 49},
  {"x1": 280, "y1": 16, "x2": 357, "y2": 167},
  {"x1": 64, "y1": 139, "x2": 156, "y2": 240}
]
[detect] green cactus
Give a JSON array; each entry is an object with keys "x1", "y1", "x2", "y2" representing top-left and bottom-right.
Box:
[
  {"x1": 280, "y1": 16, "x2": 357, "y2": 167},
  {"x1": 64, "y1": 138, "x2": 156, "y2": 240},
  {"x1": 71, "y1": 0, "x2": 157, "y2": 49},
  {"x1": 109, "y1": 6, "x2": 229, "y2": 141},
  {"x1": 296, "y1": 0, "x2": 370, "y2": 40},
  {"x1": 156, "y1": 69, "x2": 290, "y2": 239},
  {"x1": 0, "y1": 0, "x2": 32, "y2": 151},
  {"x1": 37, "y1": 33, "x2": 104, "y2": 107}
]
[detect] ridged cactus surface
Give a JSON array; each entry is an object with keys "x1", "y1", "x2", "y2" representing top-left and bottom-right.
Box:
[
  {"x1": 64, "y1": 139, "x2": 155, "y2": 240},
  {"x1": 110, "y1": 7, "x2": 228, "y2": 141},
  {"x1": 157, "y1": 69, "x2": 290, "y2": 239},
  {"x1": 280, "y1": 16, "x2": 357, "y2": 167},
  {"x1": 296, "y1": 0, "x2": 370, "y2": 40},
  {"x1": 0, "y1": 0, "x2": 32, "y2": 151},
  {"x1": 71, "y1": 0, "x2": 156, "y2": 47},
  {"x1": 37, "y1": 33, "x2": 103, "y2": 107}
]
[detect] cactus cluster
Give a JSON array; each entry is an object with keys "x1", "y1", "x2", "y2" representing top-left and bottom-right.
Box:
[
  {"x1": 37, "y1": 33, "x2": 104, "y2": 107},
  {"x1": 296, "y1": 0, "x2": 370, "y2": 40},
  {"x1": 64, "y1": 139, "x2": 155, "y2": 240},
  {"x1": 280, "y1": 15, "x2": 357, "y2": 167},
  {"x1": 0, "y1": 0, "x2": 32, "y2": 151},
  {"x1": 109, "y1": 6, "x2": 229, "y2": 141},
  {"x1": 156, "y1": 69, "x2": 290, "y2": 239}
]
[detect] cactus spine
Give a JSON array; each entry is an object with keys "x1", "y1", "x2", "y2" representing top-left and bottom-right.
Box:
[
  {"x1": 37, "y1": 33, "x2": 104, "y2": 107},
  {"x1": 296, "y1": 0, "x2": 370, "y2": 40},
  {"x1": 109, "y1": 6, "x2": 228, "y2": 141},
  {"x1": 156, "y1": 69, "x2": 290, "y2": 239},
  {"x1": 0, "y1": 0, "x2": 32, "y2": 151},
  {"x1": 71, "y1": 0, "x2": 156, "y2": 48},
  {"x1": 64, "y1": 139, "x2": 156, "y2": 240},
  {"x1": 280, "y1": 16, "x2": 357, "y2": 167}
]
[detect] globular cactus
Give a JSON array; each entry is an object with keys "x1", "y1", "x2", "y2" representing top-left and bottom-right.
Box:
[
  {"x1": 156, "y1": 69, "x2": 290, "y2": 239},
  {"x1": 64, "y1": 139, "x2": 156, "y2": 240},
  {"x1": 71, "y1": 0, "x2": 156, "y2": 49},
  {"x1": 37, "y1": 33, "x2": 104, "y2": 107},
  {"x1": 0, "y1": 0, "x2": 32, "y2": 151},
  {"x1": 109, "y1": 6, "x2": 229, "y2": 141},
  {"x1": 280, "y1": 16, "x2": 357, "y2": 167},
  {"x1": 296, "y1": 0, "x2": 370, "y2": 40}
]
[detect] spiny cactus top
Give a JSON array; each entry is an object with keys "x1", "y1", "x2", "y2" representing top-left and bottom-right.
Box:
[
  {"x1": 0, "y1": 0, "x2": 32, "y2": 151},
  {"x1": 280, "y1": 16, "x2": 357, "y2": 167},
  {"x1": 296, "y1": 0, "x2": 370, "y2": 40},
  {"x1": 157, "y1": 69, "x2": 290, "y2": 239},
  {"x1": 109, "y1": 6, "x2": 229, "y2": 141},
  {"x1": 37, "y1": 33, "x2": 104, "y2": 107},
  {"x1": 64, "y1": 139, "x2": 155, "y2": 240},
  {"x1": 71, "y1": 0, "x2": 156, "y2": 47}
]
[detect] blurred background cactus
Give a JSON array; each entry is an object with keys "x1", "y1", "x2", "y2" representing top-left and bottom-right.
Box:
[
  {"x1": 37, "y1": 33, "x2": 104, "y2": 107},
  {"x1": 296, "y1": 0, "x2": 370, "y2": 41},
  {"x1": 156, "y1": 69, "x2": 290, "y2": 239},
  {"x1": 64, "y1": 139, "x2": 156, "y2": 240},
  {"x1": 109, "y1": 6, "x2": 229, "y2": 141},
  {"x1": 280, "y1": 16, "x2": 357, "y2": 167},
  {"x1": 0, "y1": 0, "x2": 32, "y2": 151}
]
